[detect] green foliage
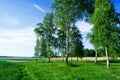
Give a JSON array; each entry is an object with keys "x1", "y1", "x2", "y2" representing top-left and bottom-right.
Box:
[
  {"x1": 34, "y1": 38, "x2": 40, "y2": 58},
  {"x1": 70, "y1": 25, "x2": 84, "y2": 58},
  {"x1": 43, "y1": 13, "x2": 56, "y2": 47},
  {"x1": 89, "y1": 0, "x2": 120, "y2": 50},
  {"x1": 52, "y1": 0, "x2": 78, "y2": 63},
  {"x1": 84, "y1": 49, "x2": 95, "y2": 57},
  {"x1": 52, "y1": 0, "x2": 94, "y2": 24},
  {"x1": 56, "y1": 29, "x2": 66, "y2": 55},
  {"x1": 87, "y1": 0, "x2": 120, "y2": 68},
  {"x1": 52, "y1": 0, "x2": 93, "y2": 63},
  {"x1": 75, "y1": 44, "x2": 84, "y2": 58},
  {"x1": 34, "y1": 0, "x2": 94, "y2": 63},
  {"x1": 47, "y1": 47, "x2": 52, "y2": 58},
  {"x1": 34, "y1": 13, "x2": 56, "y2": 60},
  {"x1": 40, "y1": 37, "x2": 47, "y2": 57}
]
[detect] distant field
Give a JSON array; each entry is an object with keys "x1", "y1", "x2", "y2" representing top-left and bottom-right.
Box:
[
  {"x1": 51, "y1": 57, "x2": 120, "y2": 61},
  {"x1": 0, "y1": 58, "x2": 120, "y2": 80},
  {"x1": 1, "y1": 57, "x2": 120, "y2": 61}
]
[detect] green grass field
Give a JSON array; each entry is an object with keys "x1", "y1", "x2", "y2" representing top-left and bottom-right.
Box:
[
  {"x1": 0, "y1": 59, "x2": 120, "y2": 80},
  {"x1": 0, "y1": 61, "x2": 25, "y2": 80}
]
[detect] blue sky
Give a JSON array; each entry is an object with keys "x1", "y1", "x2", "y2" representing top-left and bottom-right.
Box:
[{"x1": 0, "y1": 0, "x2": 120, "y2": 57}]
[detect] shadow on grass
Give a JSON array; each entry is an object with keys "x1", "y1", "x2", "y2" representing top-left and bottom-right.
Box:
[
  {"x1": 110, "y1": 59, "x2": 120, "y2": 63},
  {"x1": 67, "y1": 63, "x2": 80, "y2": 67},
  {"x1": 109, "y1": 59, "x2": 120, "y2": 66},
  {"x1": 96, "y1": 59, "x2": 120, "y2": 63},
  {"x1": 94, "y1": 59, "x2": 120, "y2": 67}
]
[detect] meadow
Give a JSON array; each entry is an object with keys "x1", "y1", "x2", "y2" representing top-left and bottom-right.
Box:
[{"x1": 0, "y1": 58, "x2": 120, "y2": 80}]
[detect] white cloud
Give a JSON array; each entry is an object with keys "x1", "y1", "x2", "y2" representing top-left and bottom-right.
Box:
[
  {"x1": 34, "y1": 4, "x2": 45, "y2": 13},
  {"x1": 76, "y1": 21, "x2": 93, "y2": 49},
  {"x1": 0, "y1": 15, "x2": 20, "y2": 26},
  {"x1": 0, "y1": 27, "x2": 35, "y2": 44},
  {"x1": 82, "y1": 38, "x2": 94, "y2": 49},
  {"x1": 0, "y1": 27, "x2": 36, "y2": 57},
  {"x1": 76, "y1": 21, "x2": 93, "y2": 33}
]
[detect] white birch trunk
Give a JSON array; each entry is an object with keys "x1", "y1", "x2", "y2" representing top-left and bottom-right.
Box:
[{"x1": 105, "y1": 47, "x2": 109, "y2": 69}]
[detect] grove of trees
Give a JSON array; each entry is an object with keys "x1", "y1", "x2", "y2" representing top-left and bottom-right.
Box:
[
  {"x1": 87, "y1": 0, "x2": 120, "y2": 68},
  {"x1": 34, "y1": 0, "x2": 120, "y2": 69}
]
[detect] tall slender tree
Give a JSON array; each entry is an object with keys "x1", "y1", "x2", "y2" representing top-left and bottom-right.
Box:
[
  {"x1": 34, "y1": 38, "x2": 40, "y2": 62},
  {"x1": 43, "y1": 13, "x2": 55, "y2": 62},
  {"x1": 52, "y1": 0, "x2": 94, "y2": 63},
  {"x1": 86, "y1": 32, "x2": 100, "y2": 64},
  {"x1": 57, "y1": 29, "x2": 66, "y2": 62},
  {"x1": 89, "y1": 0, "x2": 120, "y2": 68},
  {"x1": 39, "y1": 37, "x2": 47, "y2": 57},
  {"x1": 34, "y1": 13, "x2": 56, "y2": 62},
  {"x1": 70, "y1": 25, "x2": 84, "y2": 61}
]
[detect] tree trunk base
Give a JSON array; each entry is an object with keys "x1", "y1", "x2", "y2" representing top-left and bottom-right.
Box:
[
  {"x1": 66, "y1": 56, "x2": 68, "y2": 64},
  {"x1": 48, "y1": 58, "x2": 51, "y2": 62},
  {"x1": 105, "y1": 47, "x2": 110, "y2": 69},
  {"x1": 94, "y1": 53, "x2": 97, "y2": 64}
]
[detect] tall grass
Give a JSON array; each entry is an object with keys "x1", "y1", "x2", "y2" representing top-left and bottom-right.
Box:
[
  {"x1": 0, "y1": 61, "x2": 25, "y2": 80},
  {"x1": 1, "y1": 59, "x2": 120, "y2": 80},
  {"x1": 24, "y1": 60, "x2": 120, "y2": 80}
]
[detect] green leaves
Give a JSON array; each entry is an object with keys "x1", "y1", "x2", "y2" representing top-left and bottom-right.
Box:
[
  {"x1": 40, "y1": 37, "x2": 47, "y2": 57},
  {"x1": 52, "y1": 0, "x2": 94, "y2": 63},
  {"x1": 34, "y1": 13, "x2": 56, "y2": 59},
  {"x1": 34, "y1": 38, "x2": 40, "y2": 57},
  {"x1": 88, "y1": 0, "x2": 120, "y2": 56},
  {"x1": 70, "y1": 26, "x2": 84, "y2": 57}
]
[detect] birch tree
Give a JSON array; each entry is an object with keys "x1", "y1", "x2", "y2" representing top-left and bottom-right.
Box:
[
  {"x1": 34, "y1": 13, "x2": 55, "y2": 62},
  {"x1": 70, "y1": 25, "x2": 84, "y2": 61},
  {"x1": 34, "y1": 38, "x2": 40, "y2": 62},
  {"x1": 52, "y1": 0, "x2": 94, "y2": 63},
  {"x1": 90, "y1": 0, "x2": 120, "y2": 68}
]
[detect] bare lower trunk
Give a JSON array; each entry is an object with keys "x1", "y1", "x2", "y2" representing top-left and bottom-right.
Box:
[
  {"x1": 48, "y1": 57, "x2": 50, "y2": 62},
  {"x1": 36, "y1": 58, "x2": 38, "y2": 63},
  {"x1": 35, "y1": 56, "x2": 38, "y2": 63},
  {"x1": 105, "y1": 47, "x2": 109, "y2": 69},
  {"x1": 62, "y1": 56, "x2": 64, "y2": 62},
  {"x1": 94, "y1": 51, "x2": 97, "y2": 64},
  {"x1": 66, "y1": 23, "x2": 70, "y2": 64},
  {"x1": 66, "y1": 55, "x2": 68, "y2": 64}
]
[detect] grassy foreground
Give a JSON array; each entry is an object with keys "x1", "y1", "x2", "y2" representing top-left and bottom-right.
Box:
[
  {"x1": 0, "y1": 59, "x2": 120, "y2": 80},
  {"x1": 0, "y1": 61, "x2": 25, "y2": 80}
]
